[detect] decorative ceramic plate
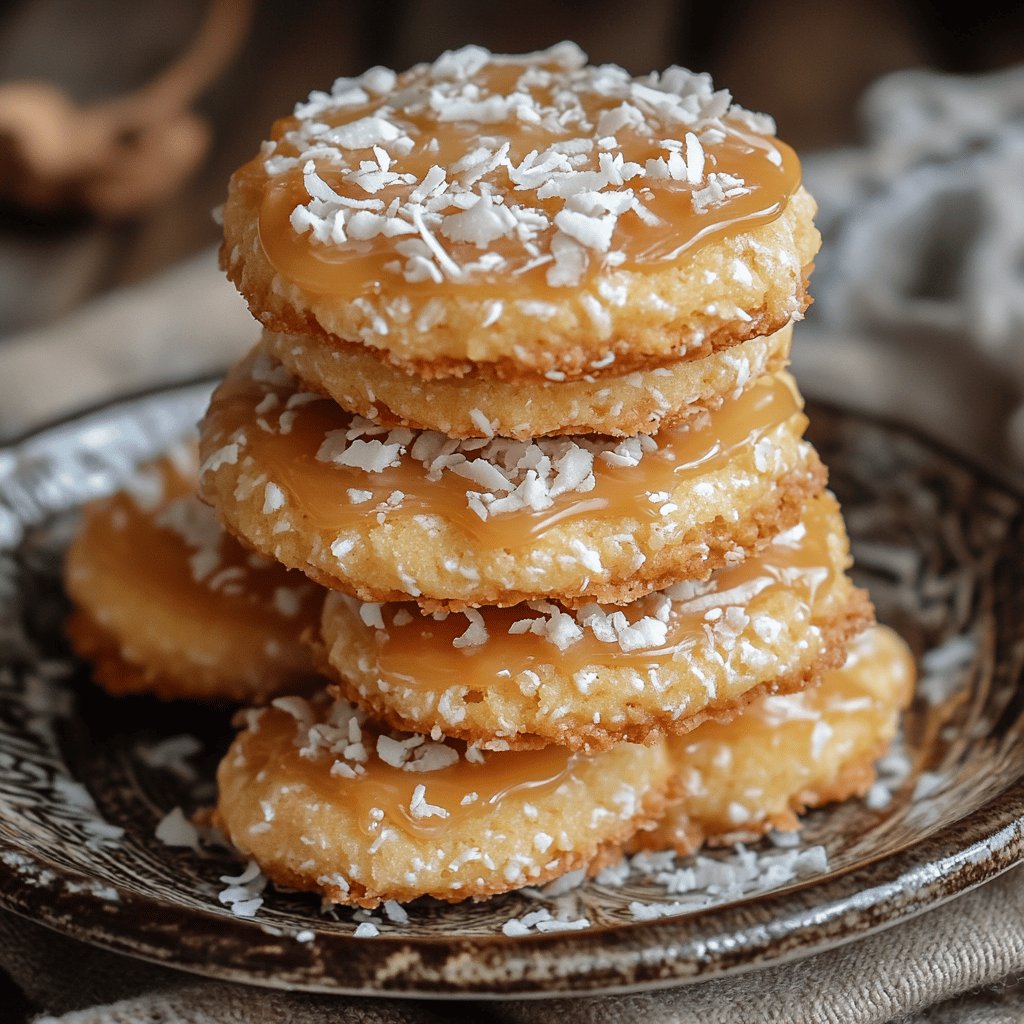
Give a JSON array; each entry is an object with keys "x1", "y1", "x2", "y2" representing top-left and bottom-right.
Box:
[{"x1": 1, "y1": 380, "x2": 1023, "y2": 998}]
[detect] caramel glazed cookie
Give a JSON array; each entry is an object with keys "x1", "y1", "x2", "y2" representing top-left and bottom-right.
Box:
[
  {"x1": 320, "y1": 492, "x2": 875, "y2": 752},
  {"x1": 215, "y1": 694, "x2": 676, "y2": 907},
  {"x1": 64, "y1": 451, "x2": 323, "y2": 703},
  {"x1": 221, "y1": 42, "x2": 820, "y2": 383},
  {"x1": 632, "y1": 624, "x2": 916, "y2": 854},
  {"x1": 198, "y1": 345, "x2": 825, "y2": 609}
]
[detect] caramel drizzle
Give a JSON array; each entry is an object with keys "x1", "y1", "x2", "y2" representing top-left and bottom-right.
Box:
[
  {"x1": 369, "y1": 495, "x2": 839, "y2": 692},
  {"x1": 240, "y1": 60, "x2": 802, "y2": 298},
  {"x1": 245, "y1": 708, "x2": 575, "y2": 838},
  {"x1": 209, "y1": 358, "x2": 804, "y2": 551}
]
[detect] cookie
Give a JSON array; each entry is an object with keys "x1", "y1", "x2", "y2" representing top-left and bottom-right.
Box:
[
  {"x1": 65, "y1": 453, "x2": 322, "y2": 702},
  {"x1": 631, "y1": 624, "x2": 915, "y2": 852},
  {"x1": 214, "y1": 693, "x2": 674, "y2": 907},
  {"x1": 199, "y1": 346, "x2": 824, "y2": 608},
  {"x1": 264, "y1": 324, "x2": 793, "y2": 440},
  {"x1": 221, "y1": 43, "x2": 819, "y2": 379}
]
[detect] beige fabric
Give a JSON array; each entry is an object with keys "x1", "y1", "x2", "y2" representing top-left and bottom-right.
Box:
[
  {"x1": 0, "y1": 911, "x2": 434, "y2": 1023},
  {"x1": 4, "y1": 865, "x2": 1024, "y2": 1022},
  {"x1": 0, "y1": 247, "x2": 253, "y2": 441}
]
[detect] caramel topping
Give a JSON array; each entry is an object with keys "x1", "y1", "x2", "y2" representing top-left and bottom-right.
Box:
[
  {"x1": 205, "y1": 353, "x2": 805, "y2": 551},
  {"x1": 367, "y1": 495, "x2": 841, "y2": 693},
  {"x1": 244, "y1": 707, "x2": 575, "y2": 839},
  {"x1": 253, "y1": 124, "x2": 798, "y2": 300},
  {"x1": 77, "y1": 459, "x2": 320, "y2": 635},
  {"x1": 236, "y1": 44, "x2": 802, "y2": 298}
]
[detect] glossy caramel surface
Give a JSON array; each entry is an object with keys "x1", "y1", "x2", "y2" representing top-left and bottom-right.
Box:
[
  {"x1": 205, "y1": 358, "x2": 804, "y2": 552},
  {"x1": 241, "y1": 707, "x2": 576, "y2": 840}
]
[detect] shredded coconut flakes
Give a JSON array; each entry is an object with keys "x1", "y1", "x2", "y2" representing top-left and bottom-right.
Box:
[
  {"x1": 263, "y1": 43, "x2": 778, "y2": 290},
  {"x1": 312, "y1": 410, "x2": 663, "y2": 520}
]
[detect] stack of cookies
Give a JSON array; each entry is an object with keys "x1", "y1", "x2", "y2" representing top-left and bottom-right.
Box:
[{"x1": 66, "y1": 43, "x2": 915, "y2": 909}]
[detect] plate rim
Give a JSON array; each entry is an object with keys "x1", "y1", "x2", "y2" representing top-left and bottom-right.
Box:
[
  {"x1": 3, "y1": 786, "x2": 1022, "y2": 998},
  {"x1": 2, "y1": 376, "x2": 1023, "y2": 998}
]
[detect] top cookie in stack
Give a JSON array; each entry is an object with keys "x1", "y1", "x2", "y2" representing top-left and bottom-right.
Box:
[
  {"x1": 221, "y1": 41, "x2": 817, "y2": 387},
  {"x1": 199, "y1": 42, "x2": 870, "y2": 763}
]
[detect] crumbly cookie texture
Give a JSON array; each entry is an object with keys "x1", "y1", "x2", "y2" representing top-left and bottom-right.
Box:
[
  {"x1": 221, "y1": 42, "x2": 820, "y2": 376},
  {"x1": 214, "y1": 696, "x2": 674, "y2": 907},
  {"x1": 64, "y1": 455, "x2": 322, "y2": 703},
  {"x1": 631, "y1": 624, "x2": 915, "y2": 853},
  {"x1": 265, "y1": 324, "x2": 793, "y2": 440},
  {"x1": 198, "y1": 348, "x2": 825, "y2": 608},
  {"x1": 318, "y1": 493, "x2": 874, "y2": 752}
]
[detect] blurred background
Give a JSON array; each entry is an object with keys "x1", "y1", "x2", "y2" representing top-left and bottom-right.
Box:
[{"x1": 1, "y1": 0, "x2": 1023, "y2": 462}]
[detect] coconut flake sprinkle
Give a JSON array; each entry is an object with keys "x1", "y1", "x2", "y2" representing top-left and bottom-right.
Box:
[
  {"x1": 314, "y1": 408, "x2": 661, "y2": 520},
  {"x1": 260, "y1": 43, "x2": 781, "y2": 288}
]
